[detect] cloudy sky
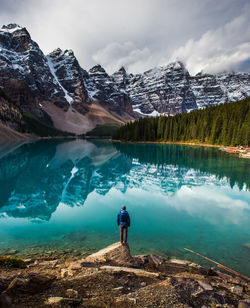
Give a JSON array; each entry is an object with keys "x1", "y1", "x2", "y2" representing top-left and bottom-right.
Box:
[{"x1": 0, "y1": 0, "x2": 250, "y2": 75}]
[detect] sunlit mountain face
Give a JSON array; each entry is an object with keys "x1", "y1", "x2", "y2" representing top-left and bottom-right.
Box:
[{"x1": 0, "y1": 139, "x2": 249, "y2": 275}]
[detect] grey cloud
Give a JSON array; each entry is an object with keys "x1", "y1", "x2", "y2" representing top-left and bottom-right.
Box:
[
  {"x1": 92, "y1": 42, "x2": 152, "y2": 73},
  {"x1": 0, "y1": 0, "x2": 249, "y2": 74}
]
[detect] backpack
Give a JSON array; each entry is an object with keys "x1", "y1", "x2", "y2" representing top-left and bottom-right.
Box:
[{"x1": 120, "y1": 211, "x2": 128, "y2": 223}]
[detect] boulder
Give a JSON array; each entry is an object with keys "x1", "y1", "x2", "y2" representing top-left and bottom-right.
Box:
[
  {"x1": 197, "y1": 280, "x2": 213, "y2": 291},
  {"x1": 83, "y1": 242, "x2": 134, "y2": 267},
  {"x1": 46, "y1": 297, "x2": 64, "y2": 305},
  {"x1": 65, "y1": 288, "x2": 79, "y2": 298},
  {"x1": 28, "y1": 273, "x2": 56, "y2": 290}
]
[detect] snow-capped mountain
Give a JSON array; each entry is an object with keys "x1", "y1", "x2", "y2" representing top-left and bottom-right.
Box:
[
  {"x1": 0, "y1": 24, "x2": 135, "y2": 135},
  {"x1": 112, "y1": 62, "x2": 250, "y2": 116},
  {"x1": 0, "y1": 23, "x2": 249, "y2": 137},
  {"x1": 0, "y1": 24, "x2": 68, "y2": 108}
]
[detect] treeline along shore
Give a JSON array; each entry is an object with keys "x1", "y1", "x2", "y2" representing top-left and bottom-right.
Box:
[{"x1": 112, "y1": 98, "x2": 250, "y2": 147}]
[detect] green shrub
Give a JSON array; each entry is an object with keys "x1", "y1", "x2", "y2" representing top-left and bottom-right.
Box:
[{"x1": 0, "y1": 256, "x2": 27, "y2": 269}]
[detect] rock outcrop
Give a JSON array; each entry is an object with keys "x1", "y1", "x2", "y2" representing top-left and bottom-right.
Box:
[
  {"x1": 84, "y1": 242, "x2": 135, "y2": 266},
  {"x1": 0, "y1": 242, "x2": 249, "y2": 307}
]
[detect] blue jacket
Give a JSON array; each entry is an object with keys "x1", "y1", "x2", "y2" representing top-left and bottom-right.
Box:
[{"x1": 117, "y1": 210, "x2": 130, "y2": 227}]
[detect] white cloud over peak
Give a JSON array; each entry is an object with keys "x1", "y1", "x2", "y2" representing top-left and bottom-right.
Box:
[
  {"x1": 170, "y1": 9, "x2": 250, "y2": 74},
  {"x1": 92, "y1": 42, "x2": 153, "y2": 73}
]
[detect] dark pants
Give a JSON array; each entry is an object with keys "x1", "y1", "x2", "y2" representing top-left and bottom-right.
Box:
[{"x1": 120, "y1": 226, "x2": 128, "y2": 243}]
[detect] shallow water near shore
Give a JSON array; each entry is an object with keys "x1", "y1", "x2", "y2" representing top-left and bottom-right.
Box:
[{"x1": 0, "y1": 139, "x2": 249, "y2": 275}]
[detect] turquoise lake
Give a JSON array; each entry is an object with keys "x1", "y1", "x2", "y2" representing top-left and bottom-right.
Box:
[{"x1": 0, "y1": 139, "x2": 249, "y2": 276}]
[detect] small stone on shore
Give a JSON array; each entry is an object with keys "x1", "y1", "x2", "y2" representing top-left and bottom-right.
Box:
[{"x1": 65, "y1": 289, "x2": 78, "y2": 298}]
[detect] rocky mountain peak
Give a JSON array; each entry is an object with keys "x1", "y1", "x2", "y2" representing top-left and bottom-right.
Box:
[
  {"x1": 0, "y1": 23, "x2": 33, "y2": 52},
  {"x1": 64, "y1": 49, "x2": 74, "y2": 57},
  {"x1": 49, "y1": 48, "x2": 75, "y2": 59},
  {"x1": 48, "y1": 48, "x2": 64, "y2": 58},
  {"x1": 89, "y1": 64, "x2": 107, "y2": 75},
  {"x1": 118, "y1": 66, "x2": 126, "y2": 74},
  {"x1": 1, "y1": 23, "x2": 23, "y2": 32}
]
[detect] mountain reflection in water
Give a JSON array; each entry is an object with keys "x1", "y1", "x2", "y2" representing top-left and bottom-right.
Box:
[{"x1": 0, "y1": 139, "x2": 249, "y2": 221}]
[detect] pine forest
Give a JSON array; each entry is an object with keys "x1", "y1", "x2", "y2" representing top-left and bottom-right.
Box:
[{"x1": 112, "y1": 98, "x2": 250, "y2": 146}]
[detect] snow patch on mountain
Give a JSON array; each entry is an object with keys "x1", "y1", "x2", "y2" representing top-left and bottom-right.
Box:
[
  {"x1": 1, "y1": 24, "x2": 23, "y2": 33},
  {"x1": 46, "y1": 56, "x2": 73, "y2": 104}
]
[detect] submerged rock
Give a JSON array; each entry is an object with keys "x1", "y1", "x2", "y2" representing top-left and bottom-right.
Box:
[{"x1": 243, "y1": 243, "x2": 250, "y2": 250}]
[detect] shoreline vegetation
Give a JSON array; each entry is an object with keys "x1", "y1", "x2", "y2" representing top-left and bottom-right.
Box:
[
  {"x1": 112, "y1": 140, "x2": 250, "y2": 158},
  {"x1": 0, "y1": 242, "x2": 249, "y2": 307},
  {"x1": 112, "y1": 139, "x2": 224, "y2": 148},
  {"x1": 112, "y1": 98, "x2": 250, "y2": 149}
]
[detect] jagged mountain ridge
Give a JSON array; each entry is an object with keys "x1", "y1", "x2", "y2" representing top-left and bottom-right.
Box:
[
  {"x1": 0, "y1": 23, "x2": 249, "y2": 137},
  {"x1": 112, "y1": 62, "x2": 250, "y2": 116},
  {"x1": 0, "y1": 24, "x2": 135, "y2": 136}
]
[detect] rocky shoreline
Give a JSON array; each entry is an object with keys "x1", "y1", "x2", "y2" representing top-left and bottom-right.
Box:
[{"x1": 0, "y1": 242, "x2": 249, "y2": 308}]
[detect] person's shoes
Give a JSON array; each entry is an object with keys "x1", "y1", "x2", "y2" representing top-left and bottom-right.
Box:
[{"x1": 120, "y1": 241, "x2": 123, "y2": 244}]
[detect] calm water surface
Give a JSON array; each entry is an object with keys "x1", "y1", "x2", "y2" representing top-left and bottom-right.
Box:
[{"x1": 0, "y1": 139, "x2": 249, "y2": 275}]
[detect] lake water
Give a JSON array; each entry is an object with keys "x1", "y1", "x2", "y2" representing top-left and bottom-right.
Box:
[{"x1": 0, "y1": 139, "x2": 249, "y2": 276}]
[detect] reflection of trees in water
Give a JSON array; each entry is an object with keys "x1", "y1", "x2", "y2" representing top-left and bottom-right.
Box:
[{"x1": 113, "y1": 142, "x2": 250, "y2": 191}]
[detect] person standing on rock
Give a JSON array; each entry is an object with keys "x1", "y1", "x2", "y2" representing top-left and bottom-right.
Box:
[{"x1": 117, "y1": 205, "x2": 130, "y2": 244}]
